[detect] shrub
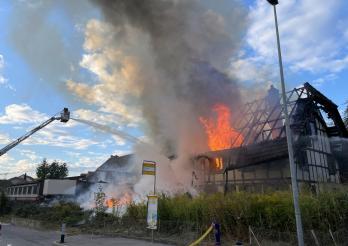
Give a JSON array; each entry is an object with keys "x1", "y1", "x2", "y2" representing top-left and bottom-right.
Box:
[
  {"x1": 0, "y1": 191, "x2": 11, "y2": 215},
  {"x1": 13, "y1": 201, "x2": 87, "y2": 226}
]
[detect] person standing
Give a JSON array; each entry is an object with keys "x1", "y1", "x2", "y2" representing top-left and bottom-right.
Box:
[{"x1": 266, "y1": 85, "x2": 283, "y2": 139}]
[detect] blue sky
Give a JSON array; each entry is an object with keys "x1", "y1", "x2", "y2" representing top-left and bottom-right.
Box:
[{"x1": 0, "y1": 0, "x2": 347, "y2": 178}]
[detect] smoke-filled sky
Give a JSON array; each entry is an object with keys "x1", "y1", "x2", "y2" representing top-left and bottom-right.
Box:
[{"x1": 0, "y1": 0, "x2": 347, "y2": 178}]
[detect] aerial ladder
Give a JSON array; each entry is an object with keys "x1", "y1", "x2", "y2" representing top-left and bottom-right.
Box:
[{"x1": 0, "y1": 108, "x2": 70, "y2": 157}]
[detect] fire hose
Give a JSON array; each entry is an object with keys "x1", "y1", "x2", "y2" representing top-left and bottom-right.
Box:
[
  {"x1": 188, "y1": 222, "x2": 222, "y2": 246},
  {"x1": 188, "y1": 224, "x2": 213, "y2": 246}
]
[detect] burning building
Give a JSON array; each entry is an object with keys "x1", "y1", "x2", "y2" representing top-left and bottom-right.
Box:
[
  {"x1": 77, "y1": 82, "x2": 347, "y2": 201},
  {"x1": 193, "y1": 82, "x2": 348, "y2": 193},
  {"x1": 76, "y1": 154, "x2": 137, "y2": 209}
]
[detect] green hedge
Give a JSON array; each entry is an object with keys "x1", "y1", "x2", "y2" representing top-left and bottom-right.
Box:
[{"x1": 13, "y1": 202, "x2": 88, "y2": 225}]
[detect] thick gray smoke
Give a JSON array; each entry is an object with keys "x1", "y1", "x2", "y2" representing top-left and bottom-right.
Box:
[
  {"x1": 90, "y1": 0, "x2": 247, "y2": 157},
  {"x1": 8, "y1": 0, "x2": 94, "y2": 99},
  {"x1": 9, "y1": 0, "x2": 249, "y2": 197},
  {"x1": 9, "y1": 0, "x2": 248, "y2": 157}
]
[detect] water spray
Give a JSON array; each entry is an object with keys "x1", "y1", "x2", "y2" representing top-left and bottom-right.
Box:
[
  {"x1": 71, "y1": 117, "x2": 177, "y2": 160},
  {"x1": 71, "y1": 118, "x2": 144, "y2": 145}
]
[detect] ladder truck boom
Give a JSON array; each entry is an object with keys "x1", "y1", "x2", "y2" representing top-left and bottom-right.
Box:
[{"x1": 0, "y1": 108, "x2": 70, "y2": 157}]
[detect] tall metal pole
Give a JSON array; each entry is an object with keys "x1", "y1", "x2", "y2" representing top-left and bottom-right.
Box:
[
  {"x1": 270, "y1": 3, "x2": 304, "y2": 246},
  {"x1": 152, "y1": 163, "x2": 157, "y2": 244},
  {"x1": 154, "y1": 163, "x2": 157, "y2": 195}
]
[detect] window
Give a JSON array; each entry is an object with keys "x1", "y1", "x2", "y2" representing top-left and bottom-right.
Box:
[
  {"x1": 33, "y1": 185, "x2": 37, "y2": 194},
  {"x1": 14, "y1": 187, "x2": 18, "y2": 195},
  {"x1": 28, "y1": 186, "x2": 32, "y2": 195},
  {"x1": 23, "y1": 186, "x2": 27, "y2": 195},
  {"x1": 297, "y1": 150, "x2": 308, "y2": 170},
  {"x1": 19, "y1": 187, "x2": 22, "y2": 195},
  {"x1": 327, "y1": 155, "x2": 336, "y2": 175},
  {"x1": 309, "y1": 121, "x2": 317, "y2": 135},
  {"x1": 305, "y1": 120, "x2": 317, "y2": 136}
]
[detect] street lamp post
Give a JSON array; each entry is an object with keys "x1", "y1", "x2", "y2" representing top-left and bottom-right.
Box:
[{"x1": 266, "y1": 1, "x2": 305, "y2": 245}]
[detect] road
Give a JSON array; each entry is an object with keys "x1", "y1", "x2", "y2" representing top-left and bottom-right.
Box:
[{"x1": 0, "y1": 223, "x2": 168, "y2": 246}]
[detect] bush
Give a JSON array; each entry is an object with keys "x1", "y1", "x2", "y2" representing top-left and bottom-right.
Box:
[
  {"x1": 123, "y1": 201, "x2": 146, "y2": 220},
  {"x1": 14, "y1": 203, "x2": 40, "y2": 218},
  {"x1": 0, "y1": 191, "x2": 11, "y2": 215},
  {"x1": 13, "y1": 201, "x2": 87, "y2": 226}
]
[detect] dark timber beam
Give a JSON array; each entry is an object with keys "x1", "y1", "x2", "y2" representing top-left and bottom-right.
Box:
[{"x1": 304, "y1": 82, "x2": 348, "y2": 137}]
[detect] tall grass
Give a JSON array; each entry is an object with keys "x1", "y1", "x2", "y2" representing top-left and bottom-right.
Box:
[{"x1": 124, "y1": 191, "x2": 348, "y2": 234}]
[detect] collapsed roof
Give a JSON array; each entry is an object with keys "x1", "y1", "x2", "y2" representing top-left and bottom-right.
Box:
[
  {"x1": 199, "y1": 83, "x2": 348, "y2": 175},
  {"x1": 229, "y1": 82, "x2": 347, "y2": 148}
]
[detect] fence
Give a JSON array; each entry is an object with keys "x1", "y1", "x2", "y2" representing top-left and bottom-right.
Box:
[
  {"x1": 4, "y1": 216, "x2": 348, "y2": 245},
  {"x1": 79, "y1": 217, "x2": 348, "y2": 245}
]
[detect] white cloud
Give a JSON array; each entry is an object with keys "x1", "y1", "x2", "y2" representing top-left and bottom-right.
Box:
[
  {"x1": 0, "y1": 151, "x2": 109, "y2": 179},
  {"x1": 312, "y1": 73, "x2": 338, "y2": 87},
  {"x1": 112, "y1": 135, "x2": 126, "y2": 146},
  {"x1": 0, "y1": 104, "x2": 47, "y2": 124},
  {"x1": 24, "y1": 125, "x2": 99, "y2": 150},
  {"x1": 0, "y1": 133, "x2": 10, "y2": 145},
  {"x1": 229, "y1": 54, "x2": 276, "y2": 83},
  {"x1": 234, "y1": 0, "x2": 348, "y2": 83},
  {"x1": 66, "y1": 19, "x2": 143, "y2": 126},
  {"x1": 0, "y1": 54, "x2": 5, "y2": 83},
  {"x1": 0, "y1": 54, "x2": 15, "y2": 91},
  {"x1": 73, "y1": 108, "x2": 131, "y2": 127},
  {"x1": 69, "y1": 154, "x2": 108, "y2": 170},
  {"x1": 0, "y1": 153, "x2": 14, "y2": 165},
  {"x1": 0, "y1": 153, "x2": 36, "y2": 178},
  {"x1": 0, "y1": 104, "x2": 98, "y2": 150},
  {"x1": 65, "y1": 151, "x2": 81, "y2": 158},
  {"x1": 19, "y1": 149, "x2": 40, "y2": 161}
]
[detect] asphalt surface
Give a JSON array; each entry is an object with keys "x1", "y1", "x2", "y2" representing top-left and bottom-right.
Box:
[
  {"x1": 0, "y1": 223, "x2": 57, "y2": 246},
  {"x1": 0, "y1": 223, "x2": 168, "y2": 246}
]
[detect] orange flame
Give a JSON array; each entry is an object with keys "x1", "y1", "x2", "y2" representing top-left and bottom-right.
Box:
[
  {"x1": 106, "y1": 198, "x2": 116, "y2": 208},
  {"x1": 199, "y1": 103, "x2": 243, "y2": 151},
  {"x1": 215, "y1": 157, "x2": 223, "y2": 170},
  {"x1": 106, "y1": 193, "x2": 132, "y2": 208}
]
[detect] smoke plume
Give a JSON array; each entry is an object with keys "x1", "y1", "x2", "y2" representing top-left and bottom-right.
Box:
[
  {"x1": 65, "y1": 0, "x2": 248, "y2": 193},
  {"x1": 8, "y1": 0, "x2": 94, "y2": 95},
  {"x1": 10, "y1": 0, "x2": 249, "y2": 196},
  {"x1": 76, "y1": 0, "x2": 248, "y2": 156}
]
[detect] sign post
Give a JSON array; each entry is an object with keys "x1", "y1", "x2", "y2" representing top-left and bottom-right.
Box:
[
  {"x1": 60, "y1": 223, "x2": 66, "y2": 243},
  {"x1": 142, "y1": 160, "x2": 157, "y2": 243},
  {"x1": 147, "y1": 195, "x2": 158, "y2": 228}
]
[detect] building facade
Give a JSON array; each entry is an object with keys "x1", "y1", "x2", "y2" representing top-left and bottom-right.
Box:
[
  {"x1": 193, "y1": 83, "x2": 348, "y2": 193},
  {"x1": 6, "y1": 181, "x2": 42, "y2": 201},
  {"x1": 6, "y1": 177, "x2": 81, "y2": 202}
]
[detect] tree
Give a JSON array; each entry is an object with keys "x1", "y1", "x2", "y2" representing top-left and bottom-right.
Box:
[
  {"x1": 94, "y1": 185, "x2": 106, "y2": 214},
  {"x1": 36, "y1": 159, "x2": 68, "y2": 180},
  {"x1": 36, "y1": 158, "x2": 49, "y2": 180}
]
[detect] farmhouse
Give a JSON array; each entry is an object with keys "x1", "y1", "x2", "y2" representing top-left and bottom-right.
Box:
[{"x1": 193, "y1": 83, "x2": 348, "y2": 193}]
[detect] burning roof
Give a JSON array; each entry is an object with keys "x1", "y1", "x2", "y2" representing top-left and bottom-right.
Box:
[
  {"x1": 199, "y1": 82, "x2": 347, "y2": 154},
  {"x1": 195, "y1": 82, "x2": 348, "y2": 185}
]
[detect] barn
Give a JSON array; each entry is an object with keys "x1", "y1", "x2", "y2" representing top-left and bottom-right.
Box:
[{"x1": 193, "y1": 83, "x2": 348, "y2": 193}]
